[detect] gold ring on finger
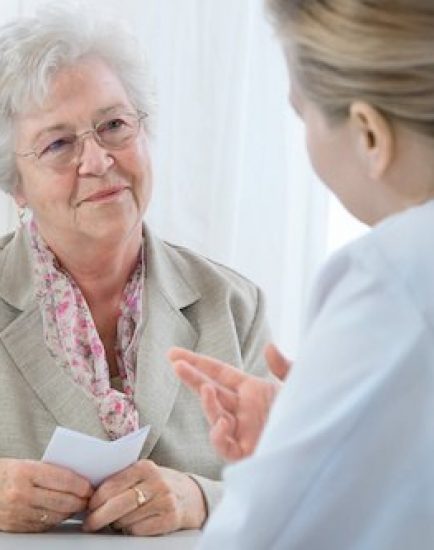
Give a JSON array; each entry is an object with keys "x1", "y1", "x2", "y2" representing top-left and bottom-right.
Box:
[
  {"x1": 40, "y1": 512, "x2": 49, "y2": 523},
  {"x1": 133, "y1": 486, "x2": 147, "y2": 507}
]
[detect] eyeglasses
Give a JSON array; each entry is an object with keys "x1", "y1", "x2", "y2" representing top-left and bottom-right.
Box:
[{"x1": 15, "y1": 111, "x2": 147, "y2": 170}]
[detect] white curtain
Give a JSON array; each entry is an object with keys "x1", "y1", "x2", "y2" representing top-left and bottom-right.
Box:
[{"x1": 1, "y1": 0, "x2": 331, "y2": 355}]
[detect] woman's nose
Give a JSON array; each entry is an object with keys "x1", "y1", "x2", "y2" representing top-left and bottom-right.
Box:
[{"x1": 76, "y1": 133, "x2": 114, "y2": 176}]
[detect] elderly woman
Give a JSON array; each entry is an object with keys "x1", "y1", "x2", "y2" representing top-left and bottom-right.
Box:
[{"x1": 0, "y1": 5, "x2": 269, "y2": 536}]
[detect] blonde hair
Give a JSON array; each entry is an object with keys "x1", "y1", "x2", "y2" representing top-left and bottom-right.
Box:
[{"x1": 267, "y1": 0, "x2": 434, "y2": 135}]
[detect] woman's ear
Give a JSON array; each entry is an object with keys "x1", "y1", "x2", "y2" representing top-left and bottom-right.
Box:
[
  {"x1": 349, "y1": 101, "x2": 394, "y2": 180},
  {"x1": 12, "y1": 177, "x2": 27, "y2": 208}
]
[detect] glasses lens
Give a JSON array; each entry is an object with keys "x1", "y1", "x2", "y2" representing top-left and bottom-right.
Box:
[
  {"x1": 97, "y1": 114, "x2": 139, "y2": 148},
  {"x1": 32, "y1": 113, "x2": 141, "y2": 169},
  {"x1": 36, "y1": 135, "x2": 77, "y2": 169}
]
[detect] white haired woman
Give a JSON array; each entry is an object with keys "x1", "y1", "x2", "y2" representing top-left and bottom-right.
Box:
[
  {"x1": 0, "y1": 4, "x2": 270, "y2": 536},
  {"x1": 170, "y1": 0, "x2": 434, "y2": 548}
]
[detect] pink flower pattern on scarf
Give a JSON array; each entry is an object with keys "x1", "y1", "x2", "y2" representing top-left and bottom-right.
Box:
[{"x1": 29, "y1": 219, "x2": 143, "y2": 440}]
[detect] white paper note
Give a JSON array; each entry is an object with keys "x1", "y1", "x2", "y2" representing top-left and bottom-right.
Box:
[{"x1": 42, "y1": 425, "x2": 150, "y2": 486}]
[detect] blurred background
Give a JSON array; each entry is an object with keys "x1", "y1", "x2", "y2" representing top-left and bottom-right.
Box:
[{"x1": 1, "y1": 0, "x2": 367, "y2": 355}]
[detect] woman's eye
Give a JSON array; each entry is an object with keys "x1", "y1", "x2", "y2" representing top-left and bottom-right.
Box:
[
  {"x1": 100, "y1": 118, "x2": 126, "y2": 132},
  {"x1": 41, "y1": 137, "x2": 74, "y2": 156}
]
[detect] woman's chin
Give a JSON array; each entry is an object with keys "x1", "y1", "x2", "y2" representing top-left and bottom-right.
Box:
[{"x1": 76, "y1": 214, "x2": 142, "y2": 247}]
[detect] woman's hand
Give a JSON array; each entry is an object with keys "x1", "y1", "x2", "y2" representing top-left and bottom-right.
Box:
[
  {"x1": 83, "y1": 460, "x2": 207, "y2": 536},
  {"x1": 0, "y1": 458, "x2": 93, "y2": 532},
  {"x1": 168, "y1": 343, "x2": 292, "y2": 461}
]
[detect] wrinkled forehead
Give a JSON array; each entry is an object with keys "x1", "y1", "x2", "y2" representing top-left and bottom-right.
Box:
[{"x1": 14, "y1": 57, "x2": 134, "y2": 144}]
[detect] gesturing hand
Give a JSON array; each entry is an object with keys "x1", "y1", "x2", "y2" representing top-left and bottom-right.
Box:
[
  {"x1": 0, "y1": 458, "x2": 92, "y2": 532},
  {"x1": 168, "y1": 343, "x2": 292, "y2": 462}
]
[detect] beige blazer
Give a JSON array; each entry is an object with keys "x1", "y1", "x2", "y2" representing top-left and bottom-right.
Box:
[{"x1": 0, "y1": 225, "x2": 270, "y2": 512}]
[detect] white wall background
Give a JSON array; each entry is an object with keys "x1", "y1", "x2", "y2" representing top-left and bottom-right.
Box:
[{"x1": 0, "y1": 0, "x2": 367, "y2": 356}]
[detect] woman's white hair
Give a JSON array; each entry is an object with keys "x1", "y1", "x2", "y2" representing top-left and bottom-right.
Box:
[{"x1": 0, "y1": 2, "x2": 156, "y2": 194}]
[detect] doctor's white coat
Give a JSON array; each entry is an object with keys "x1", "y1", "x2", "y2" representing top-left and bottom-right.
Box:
[{"x1": 199, "y1": 200, "x2": 434, "y2": 550}]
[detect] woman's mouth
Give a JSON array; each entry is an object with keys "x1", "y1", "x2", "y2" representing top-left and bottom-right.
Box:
[{"x1": 82, "y1": 187, "x2": 129, "y2": 203}]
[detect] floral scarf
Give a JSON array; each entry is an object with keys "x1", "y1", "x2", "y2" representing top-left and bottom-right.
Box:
[{"x1": 29, "y1": 219, "x2": 143, "y2": 440}]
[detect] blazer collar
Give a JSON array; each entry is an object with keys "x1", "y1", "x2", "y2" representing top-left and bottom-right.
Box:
[
  {"x1": 143, "y1": 224, "x2": 201, "y2": 311},
  {"x1": 135, "y1": 225, "x2": 200, "y2": 454},
  {"x1": 0, "y1": 224, "x2": 201, "y2": 312}
]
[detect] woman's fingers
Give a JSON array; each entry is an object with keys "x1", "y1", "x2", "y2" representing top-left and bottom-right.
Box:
[
  {"x1": 30, "y1": 486, "x2": 88, "y2": 515},
  {"x1": 83, "y1": 486, "x2": 139, "y2": 532},
  {"x1": 264, "y1": 343, "x2": 292, "y2": 381},
  {"x1": 174, "y1": 360, "x2": 238, "y2": 413},
  {"x1": 85, "y1": 462, "x2": 206, "y2": 535},
  {"x1": 210, "y1": 418, "x2": 242, "y2": 461},
  {"x1": 122, "y1": 513, "x2": 177, "y2": 537},
  {"x1": 169, "y1": 348, "x2": 246, "y2": 388},
  {"x1": 87, "y1": 460, "x2": 156, "y2": 512},
  {"x1": 200, "y1": 384, "x2": 227, "y2": 424},
  {"x1": 2, "y1": 506, "x2": 68, "y2": 533},
  {"x1": 172, "y1": 360, "x2": 209, "y2": 394},
  {"x1": 0, "y1": 459, "x2": 90, "y2": 533},
  {"x1": 30, "y1": 461, "x2": 93, "y2": 498}
]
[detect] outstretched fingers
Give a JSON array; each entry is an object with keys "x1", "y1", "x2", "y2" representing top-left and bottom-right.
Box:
[
  {"x1": 264, "y1": 343, "x2": 292, "y2": 382},
  {"x1": 172, "y1": 360, "x2": 209, "y2": 395},
  {"x1": 199, "y1": 384, "x2": 235, "y2": 426},
  {"x1": 209, "y1": 417, "x2": 242, "y2": 462},
  {"x1": 168, "y1": 348, "x2": 246, "y2": 389},
  {"x1": 172, "y1": 359, "x2": 238, "y2": 413}
]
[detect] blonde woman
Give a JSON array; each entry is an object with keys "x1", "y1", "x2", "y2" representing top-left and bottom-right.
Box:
[{"x1": 170, "y1": 1, "x2": 434, "y2": 548}]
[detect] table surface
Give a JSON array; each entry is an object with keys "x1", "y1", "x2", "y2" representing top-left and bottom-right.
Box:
[{"x1": 0, "y1": 521, "x2": 201, "y2": 549}]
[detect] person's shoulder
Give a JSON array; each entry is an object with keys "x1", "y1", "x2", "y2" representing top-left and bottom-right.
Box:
[
  {"x1": 308, "y1": 202, "x2": 434, "y2": 323},
  {"x1": 160, "y1": 239, "x2": 260, "y2": 301},
  {"x1": 0, "y1": 228, "x2": 33, "y2": 314},
  {"x1": 151, "y1": 237, "x2": 267, "y2": 345},
  {"x1": 369, "y1": 201, "x2": 434, "y2": 317},
  {"x1": 0, "y1": 230, "x2": 22, "y2": 279},
  {"x1": 318, "y1": 200, "x2": 434, "y2": 286},
  {"x1": 0, "y1": 231, "x2": 27, "y2": 328},
  {"x1": 370, "y1": 200, "x2": 434, "y2": 269},
  {"x1": 0, "y1": 231, "x2": 16, "y2": 253},
  {"x1": 303, "y1": 235, "x2": 373, "y2": 323}
]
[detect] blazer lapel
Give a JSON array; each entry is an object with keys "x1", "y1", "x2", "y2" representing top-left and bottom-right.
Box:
[
  {"x1": 0, "y1": 305, "x2": 108, "y2": 439},
  {"x1": 0, "y1": 229, "x2": 107, "y2": 440},
  {"x1": 135, "y1": 228, "x2": 200, "y2": 456}
]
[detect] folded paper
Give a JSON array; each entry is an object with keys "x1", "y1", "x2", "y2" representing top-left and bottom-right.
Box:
[{"x1": 42, "y1": 425, "x2": 150, "y2": 486}]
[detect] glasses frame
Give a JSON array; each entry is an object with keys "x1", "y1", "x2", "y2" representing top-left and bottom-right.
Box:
[{"x1": 15, "y1": 110, "x2": 148, "y2": 169}]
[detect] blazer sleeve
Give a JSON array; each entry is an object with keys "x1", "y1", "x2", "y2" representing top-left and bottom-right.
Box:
[
  {"x1": 189, "y1": 286, "x2": 272, "y2": 517},
  {"x1": 241, "y1": 287, "x2": 272, "y2": 376}
]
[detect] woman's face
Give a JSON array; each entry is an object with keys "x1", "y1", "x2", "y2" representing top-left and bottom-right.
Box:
[{"x1": 14, "y1": 57, "x2": 152, "y2": 248}]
